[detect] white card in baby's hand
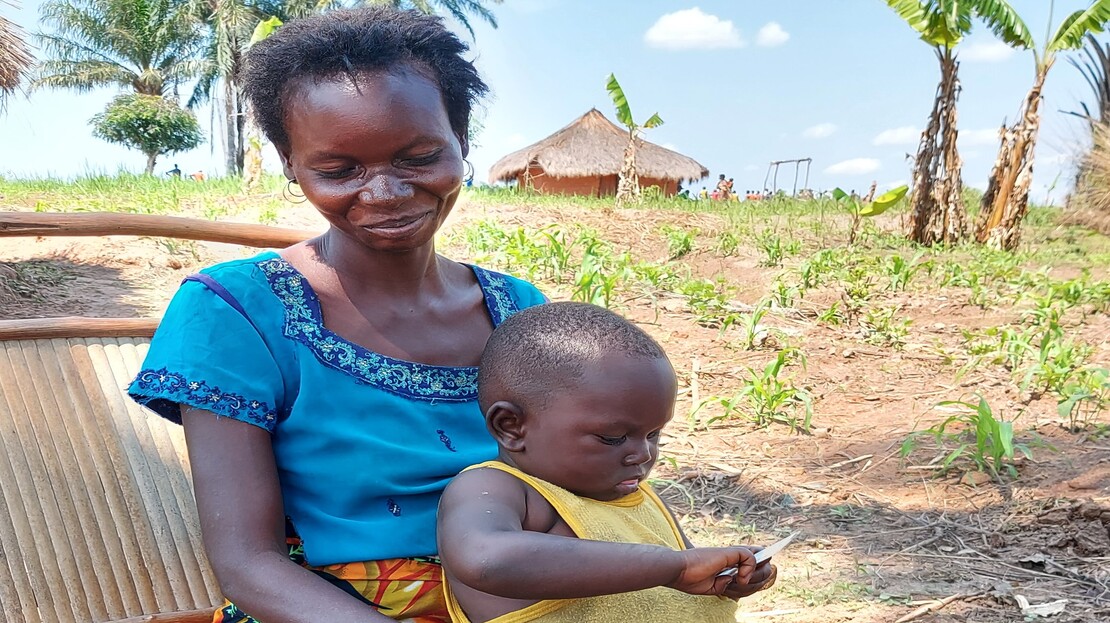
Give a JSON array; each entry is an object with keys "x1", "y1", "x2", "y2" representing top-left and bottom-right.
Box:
[
  {"x1": 753, "y1": 531, "x2": 799, "y2": 564},
  {"x1": 716, "y1": 531, "x2": 800, "y2": 577}
]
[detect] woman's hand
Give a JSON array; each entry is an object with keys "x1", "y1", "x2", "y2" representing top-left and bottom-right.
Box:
[{"x1": 664, "y1": 547, "x2": 757, "y2": 596}]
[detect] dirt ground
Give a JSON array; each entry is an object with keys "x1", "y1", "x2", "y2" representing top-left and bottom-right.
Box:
[{"x1": 1, "y1": 196, "x2": 1108, "y2": 623}]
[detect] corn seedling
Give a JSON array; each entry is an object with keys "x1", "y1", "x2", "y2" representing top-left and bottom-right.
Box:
[
  {"x1": 901, "y1": 396, "x2": 1036, "y2": 482},
  {"x1": 715, "y1": 231, "x2": 739, "y2": 256},
  {"x1": 770, "y1": 279, "x2": 800, "y2": 308},
  {"x1": 661, "y1": 226, "x2": 697, "y2": 259},
  {"x1": 680, "y1": 278, "x2": 741, "y2": 331},
  {"x1": 1019, "y1": 328, "x2": 1093, "y2": 396},
  {"x1": 818, "y1": 301, "x2": 845, "y2": 326},
  {"x1": 1057, "y1": 368, "x2": 1109, "y2": 432},
  {"x1": 860, "y1": 306, "x2": 910, "y2": 348},
  {"x1": 756, "y1": 232, "x2": 787, "y2": 267},
  {"x1": 737, "y1": 298, "x2": 779, "y2": 350},
  {"x1": 738, "y1": 348, "x2": 813, "y2": 432},
  {"x1": 884, "y1": 252, "x2": 929, "y2": 291}
]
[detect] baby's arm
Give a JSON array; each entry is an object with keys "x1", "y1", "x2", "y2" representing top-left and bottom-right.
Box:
[
  {"x1": 658, "y1": 497, "x2": 778, "y2": 599},
  {"x1": 437, "y1": 467, "x2": 755, "y2": 600}
]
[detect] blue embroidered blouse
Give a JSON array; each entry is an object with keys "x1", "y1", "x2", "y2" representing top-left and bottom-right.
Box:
[{"x1": 128, "y1": 251, "x2": 546, "y2": 566}]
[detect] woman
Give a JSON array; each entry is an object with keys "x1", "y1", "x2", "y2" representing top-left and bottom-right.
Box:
[{"x1": 129, "y1": 8, "x2": 545, "y2": 622}]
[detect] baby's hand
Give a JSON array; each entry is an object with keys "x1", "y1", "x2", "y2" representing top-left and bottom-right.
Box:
[
  {"x1": 722, "y1": 545, "x2": 777, "y2": 599},
  {"x1": 666, "y1": 547, "x2": 756, "y2": 596}
]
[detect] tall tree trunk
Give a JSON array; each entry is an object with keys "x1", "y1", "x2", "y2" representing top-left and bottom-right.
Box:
[
  {"x1": 976, "y1": 64, "x2": 1051, "y2": 251},
  {"x1": 223, "y1": 77, "x2": 238, "y2": 176},
  {"x1": 615, "y1": 134, "x2": 640, "y2": 206},
  {"x1": 235, "y1": 92, "x2": 246, "y2": 174},
  {"x1": 242, "y1": 100, "x2": 264, "y2": 192},
  {"x1": 908, "y1": 49, "x2": 968, "y2": 245},
  {"x1": 145, "y1": 152, "x2": 157, "y2": 175}
]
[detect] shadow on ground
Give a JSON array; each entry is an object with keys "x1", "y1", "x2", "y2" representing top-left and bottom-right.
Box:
[
  {"x1": 653, "y1": 444, "x2": 1110, "y2": 623},
  {"x1": 0, "y1": 258, "x2": 143, "y2": 319}
]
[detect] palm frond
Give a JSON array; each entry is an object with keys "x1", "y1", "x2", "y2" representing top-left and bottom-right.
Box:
[
  {"x1": 605, "y1": 73, "x2": 633, "y2": 130},
  {"x1": 0, "y1": 6, "x2": 34, "y2": 98},
  {"x1": 885, "y1": 0, "x2": 931, "y2": 34},
  {"x1": 1050, "y1": 0, "x2": 1110, "y2": 53},
  {"x1": 972, "y1": 0, "x2": 1034, "y2": 49},
  {"x1": 1067, "y1": 33, "x2": 1110, "y2": 124}
]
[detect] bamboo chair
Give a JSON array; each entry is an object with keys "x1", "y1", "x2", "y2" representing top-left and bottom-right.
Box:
[{"x1": 0, "y1": 212, "x2": 316, "y2": 623}]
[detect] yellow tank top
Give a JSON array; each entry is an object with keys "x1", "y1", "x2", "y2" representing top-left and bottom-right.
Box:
[{"x1": 443, "y1": 461, "x2": 738, "y2": 623}]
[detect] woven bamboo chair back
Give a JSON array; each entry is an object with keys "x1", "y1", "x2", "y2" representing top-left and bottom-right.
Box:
[{"x1": 0, "y1": 335, "x2": 221, "y2": 623}]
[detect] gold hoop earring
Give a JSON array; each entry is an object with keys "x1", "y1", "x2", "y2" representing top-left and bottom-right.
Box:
[{"x1": 283, "y1": 179, "x2": 306, "y2": 204}]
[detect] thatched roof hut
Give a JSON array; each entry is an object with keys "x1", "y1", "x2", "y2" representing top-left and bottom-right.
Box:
[{"x1": 488, "y1": 108, "x2": 708, "y2": 197}]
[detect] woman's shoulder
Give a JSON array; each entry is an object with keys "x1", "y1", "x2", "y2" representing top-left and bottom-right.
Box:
[
  {"x1": 196, "y1": 250, "x2": 282, "y2": 281},
  {"x1": 467, "y1": 263, "x2": 547, "y2": 311}
]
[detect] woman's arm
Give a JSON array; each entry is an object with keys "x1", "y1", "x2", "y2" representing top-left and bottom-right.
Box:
[
  {"x1": 183, "y1": 407, "x2": 395, "y2": 623},
  {"x1": 437, "y1": 468, "x2": 754, "y2": 600}
]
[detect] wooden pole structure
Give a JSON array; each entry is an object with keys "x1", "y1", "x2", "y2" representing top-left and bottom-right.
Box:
[
  {"x1": 0, "y1": 317, "x2": 159, "y2": 340},
  {"x1": 0, "y1": 212, "x2": 317, "y2": 248}
]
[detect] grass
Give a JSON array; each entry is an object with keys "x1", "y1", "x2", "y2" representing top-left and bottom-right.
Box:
[
  {"x1": 0, "y1": 171, "x2": 286, "y2": 215},
  {"x1": 4, "y1": 173, "x2": 1109, "y2": 443}
]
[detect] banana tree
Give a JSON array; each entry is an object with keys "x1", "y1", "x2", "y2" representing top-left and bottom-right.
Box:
[
  {"x1": 606, "y1": 73, "x2": 662, "y2": 206},
  {"x1": 977, "y1": 0, "x2": 1110, "y2": 250},
  {"x1": 885, "y1": 0, "x2": 1033, "y2": 245}
]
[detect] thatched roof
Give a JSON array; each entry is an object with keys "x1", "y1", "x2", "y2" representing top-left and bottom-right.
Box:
[
  {"x1": 0, "y1": 2, "x2": 34, "y2": 99},
  {"x1": 488, "y1": 108, "x2": 708, "y2": 183}
]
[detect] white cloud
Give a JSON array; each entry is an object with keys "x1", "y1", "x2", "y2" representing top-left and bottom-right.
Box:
[
  {"x1": 883, "y1": 180, "x2": 907, "y2": 190},
  {"x1": 756, "y1": 22, "x2": 790, "y2": 47},
  {"x1": 960, "y1": 128, "x2": 1001, "y2": 146},
  {"x1": 506, "y1": 132, "x2": 528, "y2": 147},
  {"x1": 803, "y1": 123, "x2": 837, "y2": 139},
  {"x1": 644, "y1": 8, "x2": 743, "y2": 50},
  {"x1": 1040, "y1": 152, "x2": 1072, "y2": 166},
  {"x1": 873, "y1": 126, "x2": 920, "y2": 146},
  {"x1": 825, "y1": 158, "x2": 882, "y2": 176},
  {"x1": 962, "y1": 41, "x2": 1015, "y2": 63}
]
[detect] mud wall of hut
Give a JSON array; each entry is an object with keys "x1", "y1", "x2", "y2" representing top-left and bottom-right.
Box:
[{"x1": 516, "y1": 166, "x2": 679, "y2": 197}]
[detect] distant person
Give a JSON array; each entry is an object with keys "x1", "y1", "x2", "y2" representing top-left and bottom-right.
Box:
[
  {"x1": 699, "y1": 187, "x2": 709, "y2": 200},
  {"x1": 715, "y1": 174, "x2": 731, "y2": 201},
  {"x1": 167, "y1": 163, "x2": 182, "y2": 178},
  {"x1": 190, "y1": 171, "x2": 207, "y2": 182},
  {"x1": 438, "y1": 302, "x2": 778, "y2": 623}
]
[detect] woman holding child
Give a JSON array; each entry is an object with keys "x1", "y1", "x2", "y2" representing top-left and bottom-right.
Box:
[{"x1": 129, "y1": 7, "x2": 775, "y2": 623}]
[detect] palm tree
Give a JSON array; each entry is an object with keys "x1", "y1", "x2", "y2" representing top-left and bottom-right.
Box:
[
  {"x1": 605, "y1": 73, "x2": 663, "y2": 207},
  {"x1": 187, "y1": 1, "x2": 315, "y2": 177},
  {"x1": 33, "y1": 0, "x2": 206, "y2": 96},
  {"x1": 977, "y1": 0, "x2": 1110, "y2": 250},
  {"x1": 356, "y1": 0, "x2": 503, "y2": 37},
  {"x1": 1066, "y1": 34, "x2": 1110, "y2": 128},
  {"x1": 0, "y1": 1, "x2": 34, "y2": 109},
  {"x1": 885, "y1": 0, "x2": 1033, "y2": 245}
]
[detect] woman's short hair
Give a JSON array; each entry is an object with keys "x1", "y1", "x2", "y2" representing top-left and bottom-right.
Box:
[{"x1": 242, "y1": 7, "x2": 488, "y2": 148}]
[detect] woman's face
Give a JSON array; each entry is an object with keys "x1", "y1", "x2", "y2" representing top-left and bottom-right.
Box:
[{"x1": 278, "y1": 67, "x2": 467, "y2": 253}]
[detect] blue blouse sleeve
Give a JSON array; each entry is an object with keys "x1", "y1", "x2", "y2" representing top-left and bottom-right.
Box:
[{"x1": 128, "y1": 279, "x2": 284, "y2": 432}]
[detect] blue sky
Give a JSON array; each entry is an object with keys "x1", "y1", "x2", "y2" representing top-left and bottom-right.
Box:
[{"x1": 0, "y1": 0, "x2": 1099, "y2": 204}]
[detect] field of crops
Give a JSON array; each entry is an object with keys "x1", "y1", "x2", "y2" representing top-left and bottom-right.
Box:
[{"x1": 1, "y1": 175, "x2": 1108, "y2": 622}]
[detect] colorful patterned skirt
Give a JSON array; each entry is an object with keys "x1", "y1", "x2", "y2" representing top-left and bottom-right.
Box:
[{"x1": 215, "y1": 523, "x2": 449, "y2": 622}]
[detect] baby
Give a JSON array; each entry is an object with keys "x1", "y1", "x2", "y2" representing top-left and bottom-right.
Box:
[{"x1": 437, "y1": 302, "x2": 778, "y2": 623}]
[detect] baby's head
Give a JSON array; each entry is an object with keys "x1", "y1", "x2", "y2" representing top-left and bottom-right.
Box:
[{"x1": 478, "y1": 302, "x2": 676, "y2": 501}]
